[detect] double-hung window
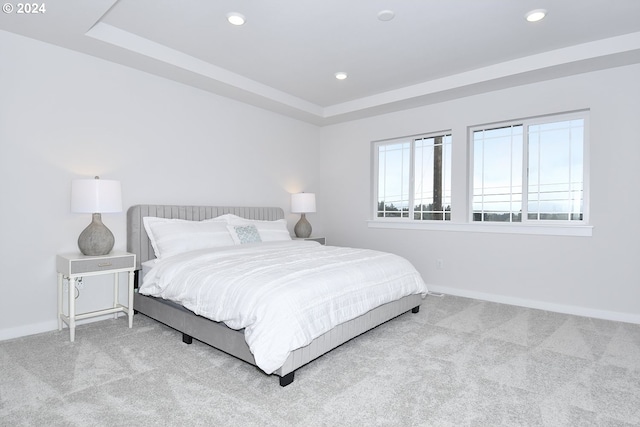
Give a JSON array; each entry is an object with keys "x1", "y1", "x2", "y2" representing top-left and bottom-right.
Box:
[
  {"x1": 471, "y1": 111, "x2": 588, "y2": 223},
  {"x1": 374, "y1": 131, "x2": 452, "y2": 221}
]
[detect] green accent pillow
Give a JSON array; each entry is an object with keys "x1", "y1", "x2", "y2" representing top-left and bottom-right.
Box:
[{"x1": 233, "y1": 224, "x2": 262, "y2": 244}]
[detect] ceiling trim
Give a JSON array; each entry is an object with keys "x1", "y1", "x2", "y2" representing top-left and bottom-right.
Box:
[
  {"x1": 85, "y1": 22, "x2": 323, "y2": 117},
  {"x1": 86, "y1": 24, "x2": 640, "y2": 126}
]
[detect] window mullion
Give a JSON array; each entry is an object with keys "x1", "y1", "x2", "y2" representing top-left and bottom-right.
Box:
[
  {"x1": 408, "y1": 139, "x2": 416, "y2": 220},
  {"x1": 522, "y1": 123, "x2": 529, "y2": 223},
  {"x1": 480, "y1": 132, "x2": 486, "y2": 221}
]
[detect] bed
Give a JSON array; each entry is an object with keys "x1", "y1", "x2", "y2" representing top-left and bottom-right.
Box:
[{"x1": 127, "y1": 204, "x2": 427, "y2": 386}]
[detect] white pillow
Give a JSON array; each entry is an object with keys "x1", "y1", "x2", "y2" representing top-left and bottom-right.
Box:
[
  {"x1": 143, "y1": 216, "x2": 235, "y2": 259},
  {"x1": 211, "y1": 213, "x2": 242, "y2": 222},
  {"x1": 226, "y1": 217, "x2": 291, "y2": 242}
]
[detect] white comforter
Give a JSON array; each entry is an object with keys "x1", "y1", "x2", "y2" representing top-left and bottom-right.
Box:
[{"x1": 140, "y1": 241, "x2": 428, "y2": 374}]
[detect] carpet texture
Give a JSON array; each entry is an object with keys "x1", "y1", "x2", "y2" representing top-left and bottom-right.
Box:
[{"x1": 1, "y1": 294, "x2": 639, "y2": 426}]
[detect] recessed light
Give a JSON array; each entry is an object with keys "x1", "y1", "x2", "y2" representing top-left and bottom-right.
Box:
[
  {"x1": 377, "y1": 10, "x2": 395, "y2": 22},
  {"x1": 227, "y1": 12, "x2": 246, "y2": 26},
  {"x1": 525, "y1": 9, "x2": 547, "y2": 22},
  {"x1": 335, "y1": 72, "x2": 348, "y2": 80}
]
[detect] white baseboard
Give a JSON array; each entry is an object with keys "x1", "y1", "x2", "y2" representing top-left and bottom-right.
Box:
[
  {"x1": 0, "y1": 320, "x2": 59, "y2": 341},
  {"x1": 427, "y1": 285, "x2": 640, "y2": 325},
  {"x1": 0, "y1": 313, "x2": 126, "y2": 341}
]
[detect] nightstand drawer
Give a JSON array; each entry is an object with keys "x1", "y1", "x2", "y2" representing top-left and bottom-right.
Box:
[{"x1": 57, "y1": 253, "x2": 136, "y2": 276}]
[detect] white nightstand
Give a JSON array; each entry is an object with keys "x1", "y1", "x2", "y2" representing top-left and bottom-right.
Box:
[
  {"x1": 56, "y1": 251, "x2": 136, "y2": 341},
  {"x1": 294, "y1": 236, "x2": 326, "y2": 245}
]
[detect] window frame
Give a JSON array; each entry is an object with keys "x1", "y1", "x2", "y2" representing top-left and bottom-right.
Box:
[
  {"x1": 371, "y1": 130, "x2": 453, "y2": 223},
  {"x1": 368, "y1": 110, "x2": 592, "y2": 237},
  {"x1": 468, "y1": 110, "x2": 590, "y2": 226}
]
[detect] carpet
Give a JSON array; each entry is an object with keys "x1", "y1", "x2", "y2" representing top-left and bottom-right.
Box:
[{"x1": 1, "y1": 294, "x2": 639, "y2": 426}]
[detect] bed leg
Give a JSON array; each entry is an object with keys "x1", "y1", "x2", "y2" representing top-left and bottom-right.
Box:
[
  {"x1": 279, "y1": 372, "x2": 294, "y2": 387},
  {"x1": 411, "y1": 306, "x2": 420, "y2": 314},
  {"x1": 182, "y1": 333, "x2": 193, "y2": 345}
]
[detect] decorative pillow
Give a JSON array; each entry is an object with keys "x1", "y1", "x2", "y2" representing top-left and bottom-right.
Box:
[
  {"x1": 143, "y1": 216, "x2": 235, "y2": 259},
  {"x1": 226, "y1": 217, "x2": 291, "y2": 242},
  {"x1": 228, "y1": 224, "x2": 262, "y2": 245}
]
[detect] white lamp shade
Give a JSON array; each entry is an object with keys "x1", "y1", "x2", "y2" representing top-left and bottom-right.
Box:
[
  {"x1": 291, "y1": 193, "x2": 316, "y2": 213},
  {"x1": 71, "y1": 179, "x2": 122, "y2": 213}
]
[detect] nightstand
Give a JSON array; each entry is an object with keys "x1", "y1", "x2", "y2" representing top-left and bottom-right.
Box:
[
  {"x1": 294, "y1": 236, "x2": 326, "y2": 245},
  {"x1": 56, "y1": 251, "x2": 136, "y2": 342}
]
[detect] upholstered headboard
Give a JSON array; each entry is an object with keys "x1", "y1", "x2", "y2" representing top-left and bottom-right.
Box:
[{"x1": 127, "y1": 205, "x2": 285, "y2": 270}]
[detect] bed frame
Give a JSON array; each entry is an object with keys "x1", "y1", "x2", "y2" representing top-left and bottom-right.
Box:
[{"x1": 127, "y1": 204, "x2": 422, "y2": 386}]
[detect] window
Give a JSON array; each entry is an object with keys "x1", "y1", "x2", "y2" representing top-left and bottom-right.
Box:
[
  {"x1": 471, "y1": 111, "x2": 588, "y2": 223},
  {"x1": 374, "y1": 132, "x2": 452, "y2": 221},
  {"x1": 369, "y1": 111, "x2": 590, "y2": 236}
]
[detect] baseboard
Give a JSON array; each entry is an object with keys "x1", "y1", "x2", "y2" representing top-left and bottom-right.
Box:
[
  {"x1": 0, "y1": 320, "x2": 58, "y2": 341},
  {"x1": 427, "y1": 285, "x2": 640, "y2": 325},
  {"x1": 0, "y1": 313, "x2": 126, "y2": 341}
]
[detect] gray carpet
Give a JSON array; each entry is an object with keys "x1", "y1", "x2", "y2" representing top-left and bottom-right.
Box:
[{"x1": 1, "y1": 294, "x2": 639, "y2": 426}]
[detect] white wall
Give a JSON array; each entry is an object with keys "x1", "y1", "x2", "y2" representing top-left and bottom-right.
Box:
[
  {"x1": 0, "y1": 30, "x2": 321, "y2": 339},
  {"x1": 318, "y1": 64, "x2": 640, "y2": 323}
]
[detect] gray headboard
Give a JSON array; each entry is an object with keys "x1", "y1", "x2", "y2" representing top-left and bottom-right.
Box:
[{"x1": 127, "y1": 205, "x2": 285, "y2": 270}]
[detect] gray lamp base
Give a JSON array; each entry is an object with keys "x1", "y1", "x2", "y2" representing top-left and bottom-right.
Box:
[
  {"x1": 294, "y1": 213, "x2": 312, "y2": 238},
  {"x1": 78, "y1": 213, "x2": 115, "y2": 256}
]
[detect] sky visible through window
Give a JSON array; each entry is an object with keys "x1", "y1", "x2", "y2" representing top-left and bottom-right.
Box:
[
  {"x1": 377, "y1": 134, "x2": 451, "y2": 219},
  {"x1": 375, "y1": 113, "x2": 585, "y2": 223},
  {"x1": 473, "y1": 119, "x2": 584, "y2": 221},
  {"x1": 378, "y1": 140, "x2": 410, "y2": 216}
]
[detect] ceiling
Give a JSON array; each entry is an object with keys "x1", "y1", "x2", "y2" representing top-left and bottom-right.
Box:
[{"x1": 2, "y1": 0, "x2": 640, "y2": 125}]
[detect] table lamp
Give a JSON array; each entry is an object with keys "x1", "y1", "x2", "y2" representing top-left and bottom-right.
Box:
[
  {"x1": 291, "y1": 192, "x2": 316, "y2": 238},
  {"x1": 71, "y1": 176, "x2": 122, "y2": 256}
]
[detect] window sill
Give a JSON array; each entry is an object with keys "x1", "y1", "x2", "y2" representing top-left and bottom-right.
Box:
[{"x1": 366, "y1": 220, "x2": 593, "y2": 237}]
